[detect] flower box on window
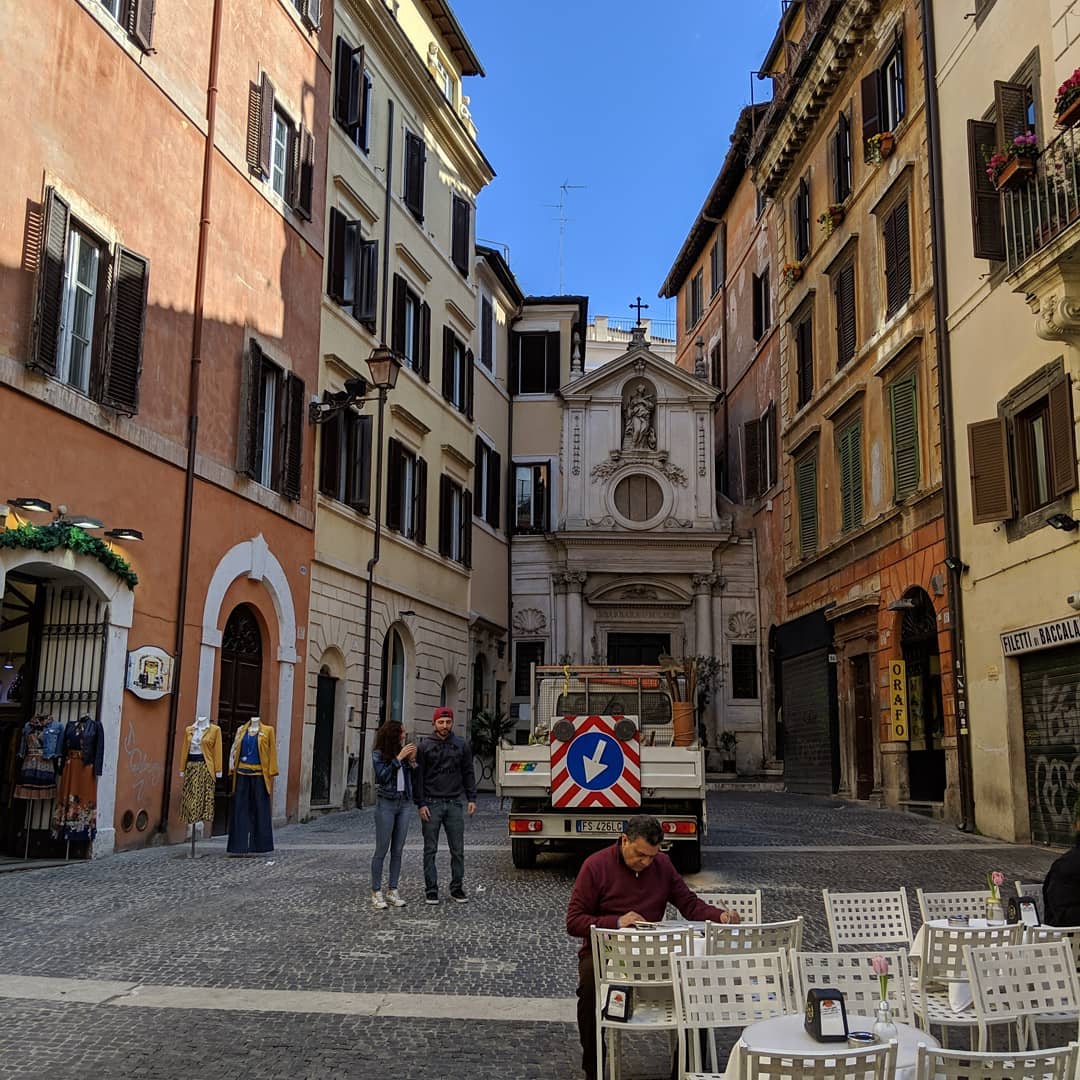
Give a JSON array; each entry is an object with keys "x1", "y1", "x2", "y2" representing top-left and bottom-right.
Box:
[
  {"x1": 817, "y1": 204, "x2": 846, "y2": 238},
  {"x1": 866, "y1": 132, "x2": 895, "y2": 165},
  {"x1": 781, "y1": 262, "x2": 803, "y2": 289},
  {"x1": 1055, "y1": 69, "x2": 1080, "y2": 127},
  {"x1": 986, "y1": 132, "x2": 1039, "y2": 191}
]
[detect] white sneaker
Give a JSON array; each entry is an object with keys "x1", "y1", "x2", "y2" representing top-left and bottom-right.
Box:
[
  {"x1": 371, "y1": 890, "x2": 388, "y2": 910},
  {"x1": 385, "y1": 889, "x2": 406, "y2": 908}
]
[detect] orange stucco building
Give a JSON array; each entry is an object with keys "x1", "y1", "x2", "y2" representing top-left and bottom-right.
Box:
[{"x1": 0, "y1": 0, "x2": 329, "y2": 854}]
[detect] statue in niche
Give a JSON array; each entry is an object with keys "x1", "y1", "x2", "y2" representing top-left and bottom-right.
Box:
[{"x1": 622, "y1": 383, "x2": 656, "y2": 451}]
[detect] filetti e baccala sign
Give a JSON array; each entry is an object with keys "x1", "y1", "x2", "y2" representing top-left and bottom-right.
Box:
[{"x1": 1000, "y1": 615, "x2": 1080, "y2": 657}]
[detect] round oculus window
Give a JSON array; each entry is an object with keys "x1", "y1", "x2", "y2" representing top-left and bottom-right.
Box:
[{"x1": 613, "y1": 474, "x2": 663, "y2": 522}]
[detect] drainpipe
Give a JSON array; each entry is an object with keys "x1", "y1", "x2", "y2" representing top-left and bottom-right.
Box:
[
  {"x1": 921, "y1": 0, "x2": 975, "y2": 831},
  {"x1": 159, "y1": 0, "x2": 224, "y2": 833},
  {"x1": 506, "y1": 317, "x2": 516, "y2": 685}
]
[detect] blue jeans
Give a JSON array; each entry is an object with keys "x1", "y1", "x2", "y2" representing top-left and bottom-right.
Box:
[
  {"x1": 371, "y1": 795, "x2": 411, "y2": 891},
  {"x1": 421, "y1": 797, "x2": 465, "y2": 894}
]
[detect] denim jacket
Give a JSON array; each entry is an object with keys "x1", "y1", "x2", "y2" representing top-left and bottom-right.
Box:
[
  {"x1": 19, "y1": 718, "x2": 66, "y2": 760},
  {"x1": 372, "y1": 749, "x2": 414, "y2": 801}
]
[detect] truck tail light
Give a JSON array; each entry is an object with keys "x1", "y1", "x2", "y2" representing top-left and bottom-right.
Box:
[
  {"x1": 510, "y1": 819, "x2": 543, "y2": 833},
  {"x1": 661, "y1": 820, "x2": 697, "y2": 835}
]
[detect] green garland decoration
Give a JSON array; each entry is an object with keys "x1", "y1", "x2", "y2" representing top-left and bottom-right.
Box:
[{"x1": 0, "y1": 522, "x2": 138, "y2": 588}]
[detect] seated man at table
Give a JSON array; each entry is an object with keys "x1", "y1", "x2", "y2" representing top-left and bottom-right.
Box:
[
  {"x1": 1044, "y1": 806, "x2": 1080, "y2": 925},
  {"x1": 566, "y1": 814, "x2": 740, "y2": 1080}
]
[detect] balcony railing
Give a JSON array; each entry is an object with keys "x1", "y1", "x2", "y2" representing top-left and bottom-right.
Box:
[{"x1": 1004, "y1": 123, "x2": 1080, "y2": 272}]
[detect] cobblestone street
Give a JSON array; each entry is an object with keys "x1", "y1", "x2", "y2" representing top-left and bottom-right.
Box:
[{"x1": 0, "y1": 793, "x2": 1061, "y2": 1079}]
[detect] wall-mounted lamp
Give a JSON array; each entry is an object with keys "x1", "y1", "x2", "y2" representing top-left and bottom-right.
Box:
[
  {"x1": 2, "y1": 655, "x2": 14, "y2": 670},
  {"x1": 105, "y1": 528, "x2": 144, "y2": 542},
  {"x1": 943, "y1": 555, "x2": 969, "y2": 575},
  {"x1": 8, "y1": 497, "x2": 51, "y2": 513},
  {"x1": 886, "y1": 598, "x2": 916, "y2": 611},
  {"x1": 1048, "y1": 513, "x2": 1080, "y2": 533},
  {"x1": 63, "y1": 514, "x2": 104, "y2": 530}
]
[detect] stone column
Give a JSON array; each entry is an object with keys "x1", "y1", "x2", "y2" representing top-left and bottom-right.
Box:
[
  {"x1": 707, "y1": 574, "x2": 727, "y2": 751},
  {"x1": 552, "y1": 573, "x2": 569, "y2": 662},
  {"x1": 566, "y1": 571, "x2": 587, "y2": 662},
  {"x1": 692, "y1": 574, "x2": 713, "y2": 658}
]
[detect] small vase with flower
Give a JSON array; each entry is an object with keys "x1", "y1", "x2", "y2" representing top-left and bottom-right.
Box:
[{"x1": 870, "y1": 955, "x2": 898, "y2": 1042}]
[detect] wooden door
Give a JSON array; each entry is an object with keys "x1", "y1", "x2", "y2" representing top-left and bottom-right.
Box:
[
  {"x1": 310, "y1": 670, "x2": 335, "y2": 806},
  {"x1": 852, "y1": 653, "x2": 875, "y2": 800}
]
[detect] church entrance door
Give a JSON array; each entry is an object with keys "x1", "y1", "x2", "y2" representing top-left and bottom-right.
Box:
[{"x1": 607, "y1": 633, "x2": 670, "y2": 666}]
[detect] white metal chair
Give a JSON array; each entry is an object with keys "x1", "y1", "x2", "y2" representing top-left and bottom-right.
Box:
[
  {"x1": 911, "y1": 923, "x2": 1023, "y2": 1045},
  {"x1": 822, "y1": 887, "x2": 914, "y2": 951},
  {"x1": 913, "y1": 1040, "x2": 1078, "y2": 1080},
  {"x1": 917, "y1": 888, "x2": 995, "y2": 924},
  {"x1": 697, "y1": 890, "x2": 763, "y2": 924},
  {"x1": 734, "y1": 1040, "x2": 897, "y2": 1079},
  {"x1": 705, "y1": 916, "x2": 804, "y2": 955},
  {"x1": 1025, "y1": 924, "x2": 1080, "y2": 968},
  {"x1": 1015, "y1": 880, "x2": 1046, "y2": 923},
  {"x1": 591, "y1": 925, "x2": 692, "y2": 1080},
  {"x1": 792, "y1": 949, "x2": 914, "y2": 1023},
  {"x1": 966, "y1": 941, "x2": 1080, "y2": 1051},
  {"x1": 672, "y1": 951, "x2": 792, "y2": 1078}
]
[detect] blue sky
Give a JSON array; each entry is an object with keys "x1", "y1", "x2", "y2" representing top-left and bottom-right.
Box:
[{"x1": 451, "y1": 1, "x2": 781, "y2": 330}]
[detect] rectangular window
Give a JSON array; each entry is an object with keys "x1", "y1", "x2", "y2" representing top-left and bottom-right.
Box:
[
  {"x1": 752, "y1": 268, "x2": 771, "y2": 342},
  {"x1": 452, "y1": 195, "x2": 471, "y2": 277},
  {"x1": 474, "y1": 437, "x2": 501, "y2": 529},
  {"x1": 796, "y1": 454, "x2": 818, "y2": 557},
  {"x1": 391, "y1": 274, "x2": 429, "y2": 378},
  {"x1": 838, "y1": 418, "x2": 864, "y2": 532},
  {"x1": 795, "y1": 312, "x2": 814, "y2": 409},
  {"x1": 514, "y1": 331, "x2": 560, "y2": 394},
  {"x1": 334, "y1": 37, "x2": 372, "y2": 153},
  {"x1": 404, "y1": 131, "x2": 426, "y2": 221},
  {"x1": 743, "y1": 417, "x2": 762, "y2": 501},
  {"x1": 514, "y1": 641, "x2": 544, "y2": 698},
  {"x1": 793, "y1": 176, "x2": 811, "y2": 261},
  {"x1": 318, "y1": 409, "x2": 372, "y2": 513},
  {"x1": 270, "y1": 109, "x2": 291, "y2": 200},
  {"x1": 100, "y1": 0, "x2": 122, "y2": 21},
  {"x1": 882, "y1": 44, "x2": 906, "y2": 131},
  {"x1": 833, "y1": 111, "x2": 853, "y2": 204},
  {"x1": 442, "y1": 327, "x2": 472, "y2": 415},
  {"x1": 744, "y1": 405, "x2": 778, "y2": 500},
  {"x1": 709, "y1": 343, "x2": 722, "y2": 390},
  {"x1": 100, "y1": 0, "x2": 154, "y2": 48},
  {"x1": 1017, "y1": 399, "x2": 1054, "y2": 514},
  {"x1": 386, "y1": 439, "x2": 427, "y2": 543},
  {"x1": 690, "y1": 270, "x2": 704, "y2": 325},
  {"x1": 439, "y1": 475, "x2": 472, "y2": 566},
  {"x1": 241, "y1": 340, "x2": 305, "y2": 500},
  {"x1": 889, "y1": 371, "x2": 920, "y2": 501},
  {"x1": 861, "y1": 32, "x2": 906, "y2": 158},
  {"x1": 480, "y1": 296, "x2": 494, "y2": 370},
  {"x1": 731, "y1": 643, "x2": 758, "y2": 700},
  {"x1": 711, "y1": 224, "x2": 726, "y2": 296},
  {"x1": 834, "y1": 260, "x2": 857, "y2": 368},
  {"x1": 58, "y1": 227, "x2": 102, "y2": 395},
  {"x1": 514, "y1": 462, "x2": 549, "y2": 533},
  {"x1": 326, "y1": 207, "x2": 377, "y2": 328},
  {"x1": 883, "y1": 198, "x2": 912, "y2": 318},
  {"x1": 709, "y1": 242, "x2": 719, "y2": 298},
  {"x1": 433, "y1": 53, "x2": 454, "y2": 103},
  {"x1": 756, "y1": 188, "x2": 767, "y2": 220}
]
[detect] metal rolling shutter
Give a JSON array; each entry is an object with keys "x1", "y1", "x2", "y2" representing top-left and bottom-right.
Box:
[
  {"x1": 782, "y1": 649, "x2": 835, "y2": 795},
  {"x1": 1022, "y1": 644, "x2": 1080, "y2": 847}
]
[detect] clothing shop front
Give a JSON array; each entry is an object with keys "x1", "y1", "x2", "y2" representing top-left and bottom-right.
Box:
[{"x1": 0, "y1": 548, "x2": 132, "y2": 861}]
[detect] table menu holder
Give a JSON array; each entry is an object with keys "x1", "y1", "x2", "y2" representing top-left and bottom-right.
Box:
[
  {"x1": 602, "y1": 984, "x2": 633, "y2": 1022},
  {"x1": 1008, "y1": 896, "x2": 1039, "y2": 926},
  {"x1": 804, "y1": 988, "x2": 849, "y2": 1042}
]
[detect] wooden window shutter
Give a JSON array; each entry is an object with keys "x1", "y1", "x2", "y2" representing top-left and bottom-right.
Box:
[
  {"x1": 131, "y1": 0, "x2": 155, "y2": 51},
  {"x1": 100, "y1": 245, "x2": 149, "y2": 415},
  {"x1": 348, "y1": 414, "x2": 373, "y2": 513},
  {"x1": 385, "y1": 438, "x2": 402, "y2": 530},
  {"x1": 828, "y1": 123, "x2": 839, "y2": 205},
  {"x1": 796, "y1": 316, "x2": 813, "y2": 408},
  {"x1": 438, "y1": 474, "x2": 452, "y2": 556},
  {"x1": 452, "y1": 197, "x2": 470, "y2": 276},
  {"x1": 441, "y1": 327, "x2": 455, "y2": 401},
  {"x1": 967, "y1": 119, "x2": 1005, "y2": 260},
  {"x1": 29, "y1": 187, "x2": 70, "y2": 377},
  {"x1": 293, "y1": 123, "x2": 315, "y2": 219},
  {"x1": 358, "y1": 73, "x2": 372, "y2": 152},
  {"x1": 462, "y1": 489, "x2": 473, "y2": 568},
  {"x1": 319, "y1": 409, "x2": 342, "y2": 497},
  {"x1": 968, "y1": 417, "x2": 1014, "y2": 523},
  {"x1": 474, "y1": 436, "x2": 484, "y2": 505},
  {"x1": 356, "y1": 238, "x2": 378, "y2": 325},
  {"x1": 257, "y1": 73, "x2": 275, "y2": 179},
  {"x1": 545, "y1": 331, "x2": 561, "y2": 393},
  {"x1": 488, "y1": 450, "x2": 501, "y2": 529},
  {"x1": 839, "y1": 110, "x2": 852, "y2": 200},
  {"x1": 404, "y1": 133, "x2": 425, "y2": 220},
  {"x1": 282, "y1": 372, "x2": 305, "y2": 500},
  {"x1": 744, "y1": 418, "x2": 762, "y2": 499},
  {"x1": 334, "y1": 38, "x2": 356, "y2": 128},
  {"x1": 414, "y1": 456, "x2": 428, "y2": 545},
  {"x1": 465, "y1": 348, "x2": 475, "y2": 419},
  {"x1": 718, "y1": 221, "x2": 726, "y2": 287},
  {"x1": 835, "y1": 263, "x2": 856, "y2": 367},
  {"x1": 302, "y1": 0, "x2": 321, "y2": 30},
  {"x1": 327, "y1": 207, "x2": 348, "y2": 302},
  {"x1": 860, "y1": 72, "x2": 882, "y2": 159},
  {"x1": 889, "y1": 372, "x2": 920, "y2": 500},
  {"x1": 884, "y1": 200, "x2": 911, "y2": 316},
  {"x1": 840, "y1": 421, "x2": 863, "y2": 531},
  {"x1": 766, "y1": 403, "x2": 778, "y2": 488},
  {"x1": 238, "y1": 340, "x2": 263, "y2": 478},
  {"x1": 419, "y1": 300, "x2": 431, "y2": 382},
  {"x1": 797, "y1": 456, "x2": 818, "y2": 556},
  {"x1": 481, "y1": 296, "x2": 493, "y2": 368},
  {"x1": 995, "y1": 80, "x2": 1031, "y2": 147},
  {"x1": 391, "y1": 274, "x2": 406, "y2": 356},
  {"x1": 1048, "y1": 374, "x2": 1078, "y2": 498}
]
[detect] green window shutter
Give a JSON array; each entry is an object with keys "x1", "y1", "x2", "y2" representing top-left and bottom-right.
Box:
[
  {"x1": 839, "y1": 420, "x2": 863, "y2": 532},
  {"x1": 889, "y1": 373, "x2": 920, "y2": 500},
  {"x1": 796, "y1": 455, "x2": 818, "y2": 557}
]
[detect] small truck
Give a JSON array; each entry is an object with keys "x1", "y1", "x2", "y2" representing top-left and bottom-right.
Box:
[{"x1": 495, "y1": 665, "x2": 707, "y2": 871}]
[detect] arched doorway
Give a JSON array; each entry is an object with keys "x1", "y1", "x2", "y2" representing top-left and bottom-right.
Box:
[
  {"x1": 310, "y1": 665, "x2": 336, "y2": 807},
  {"x1": 901, "y1": 588, "x2": 945, "y2": 802},
  {"x1": 215, "y1": 605, "x2": 263, "y2": 834},
  {"x1": 472, "y1": 654, "x2": 486, "y2": 718},
  {"x1": 379, "y1": 626, "x2": 406, "y2": 725}
]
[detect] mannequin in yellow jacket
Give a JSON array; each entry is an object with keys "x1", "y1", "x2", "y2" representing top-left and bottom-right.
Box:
[
  {"x1": 227, "y1": 717, "x2": 278, "y2": 854},
  {"x1": 178, "y1": 716, "x2": 223, "y2": 826}
]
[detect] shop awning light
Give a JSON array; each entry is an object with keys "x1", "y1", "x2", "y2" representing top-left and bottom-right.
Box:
[
  {"x1": 66, "y1": 514, "x2": 104, "y2": 530},
  {"x1": 105, "y1": 528, "x2": 144, "y2": 542},
  {"x1": 8, "y1": 497, "x2": 51, "y2": 513}
]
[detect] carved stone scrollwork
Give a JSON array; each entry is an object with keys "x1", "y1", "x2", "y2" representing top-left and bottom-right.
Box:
[
  {"x1": 585, "y1": 515, "x2": 616, "y2": 528},
  {"x1": 1034, "y1": 293, "x2": 1080, "y2": 342},
  {"x1": 591, "y1": 454, "x2": 621, "y2": 482},
  {"x1": 691, "y1": 574, "x2": 712, "y2": 594},
  {"x1": 727, "y1": 610, "x2": 758, "y2": 640},
  {"x1": 513, "y1": 608, "x2": 547, "y2": 636},
  {"x1": 662, "y1": 517, "x2": 693, "y2": 529},
  {"x1": 566, "y1": 571, "x2": 587, "y2": 592},
  {"x1": 620, "y1": 584, "x2": 658, "y2": 600}
]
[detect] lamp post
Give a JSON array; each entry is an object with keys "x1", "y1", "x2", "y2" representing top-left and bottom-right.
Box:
[{"x1": 356, "y1": 345, "x2": 401, "y2": 807}]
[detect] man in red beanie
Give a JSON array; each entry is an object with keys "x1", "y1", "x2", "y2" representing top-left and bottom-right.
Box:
[{"x1": 414, "y1": 705, "x2": 476, "y2": 904}]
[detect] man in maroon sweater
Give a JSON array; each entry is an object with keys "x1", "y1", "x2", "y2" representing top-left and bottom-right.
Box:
[{"x1": 566, "y1": 815, "x2": 739, "y2": 1080}]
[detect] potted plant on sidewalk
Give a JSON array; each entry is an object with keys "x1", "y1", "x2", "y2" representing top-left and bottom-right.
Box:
[{"x1": 469, "y1": 708, "x2": 514, "y2": 790}]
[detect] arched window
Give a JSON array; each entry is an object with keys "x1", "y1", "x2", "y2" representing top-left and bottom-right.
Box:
[{"x1": 380, "y1": 627, "x2": 406, "y2": 724}]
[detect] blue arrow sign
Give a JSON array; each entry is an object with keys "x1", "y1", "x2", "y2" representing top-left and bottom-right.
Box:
[{"x1": 566, "y1": 730, "x2": 624, "y2": 791}]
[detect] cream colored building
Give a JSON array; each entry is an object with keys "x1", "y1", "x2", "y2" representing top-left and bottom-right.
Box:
[
  {"x1": 585, "y1": 316, "x2": 675, "y2": 370},
  {"x1": 932, "y1": 0, "x2": 1080, "y2": 842},
  {"x1": 303, "y1": 0, "x2": 493, "y2": 813}
]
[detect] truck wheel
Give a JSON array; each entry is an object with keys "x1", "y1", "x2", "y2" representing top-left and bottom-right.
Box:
[
  {"x1": 672, "y1": 837, "x2": 701, "y2": 875},
  {"x1": 511, "y1": 838, "x2": 537, "y2": 869}
]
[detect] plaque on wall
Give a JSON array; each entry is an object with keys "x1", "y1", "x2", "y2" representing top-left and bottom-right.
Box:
[{"x1": 126, "y1": 645, "x2": 175, "y2": 700}]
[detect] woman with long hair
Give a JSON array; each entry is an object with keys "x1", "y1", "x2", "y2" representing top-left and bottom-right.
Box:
[{"x1": 370, "y1": 719, "x2": 417, "y2": 909}]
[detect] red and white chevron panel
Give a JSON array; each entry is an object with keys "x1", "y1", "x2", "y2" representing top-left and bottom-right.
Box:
[{"x1": 550, "y1": 714, "x2": 641, "y2": 809}]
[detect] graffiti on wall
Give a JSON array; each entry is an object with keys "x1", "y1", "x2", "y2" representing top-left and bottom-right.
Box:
[{"x1": 1024, "y1": 671, "x2": 1080, "y2": 846}]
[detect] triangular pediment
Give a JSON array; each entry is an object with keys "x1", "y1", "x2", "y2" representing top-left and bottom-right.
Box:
[{"x1": 562, "y1": 342, "x2": 719, "y2": 404}]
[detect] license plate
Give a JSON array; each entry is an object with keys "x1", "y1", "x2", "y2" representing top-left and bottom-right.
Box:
[{"x1": 577, "y1": 819, "x2": 625, "y2": 834}]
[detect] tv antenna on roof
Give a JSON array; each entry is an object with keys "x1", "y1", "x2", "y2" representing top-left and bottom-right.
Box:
[{"x1": 544, "y1": 181, "x2": 585, "y2": 294}]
